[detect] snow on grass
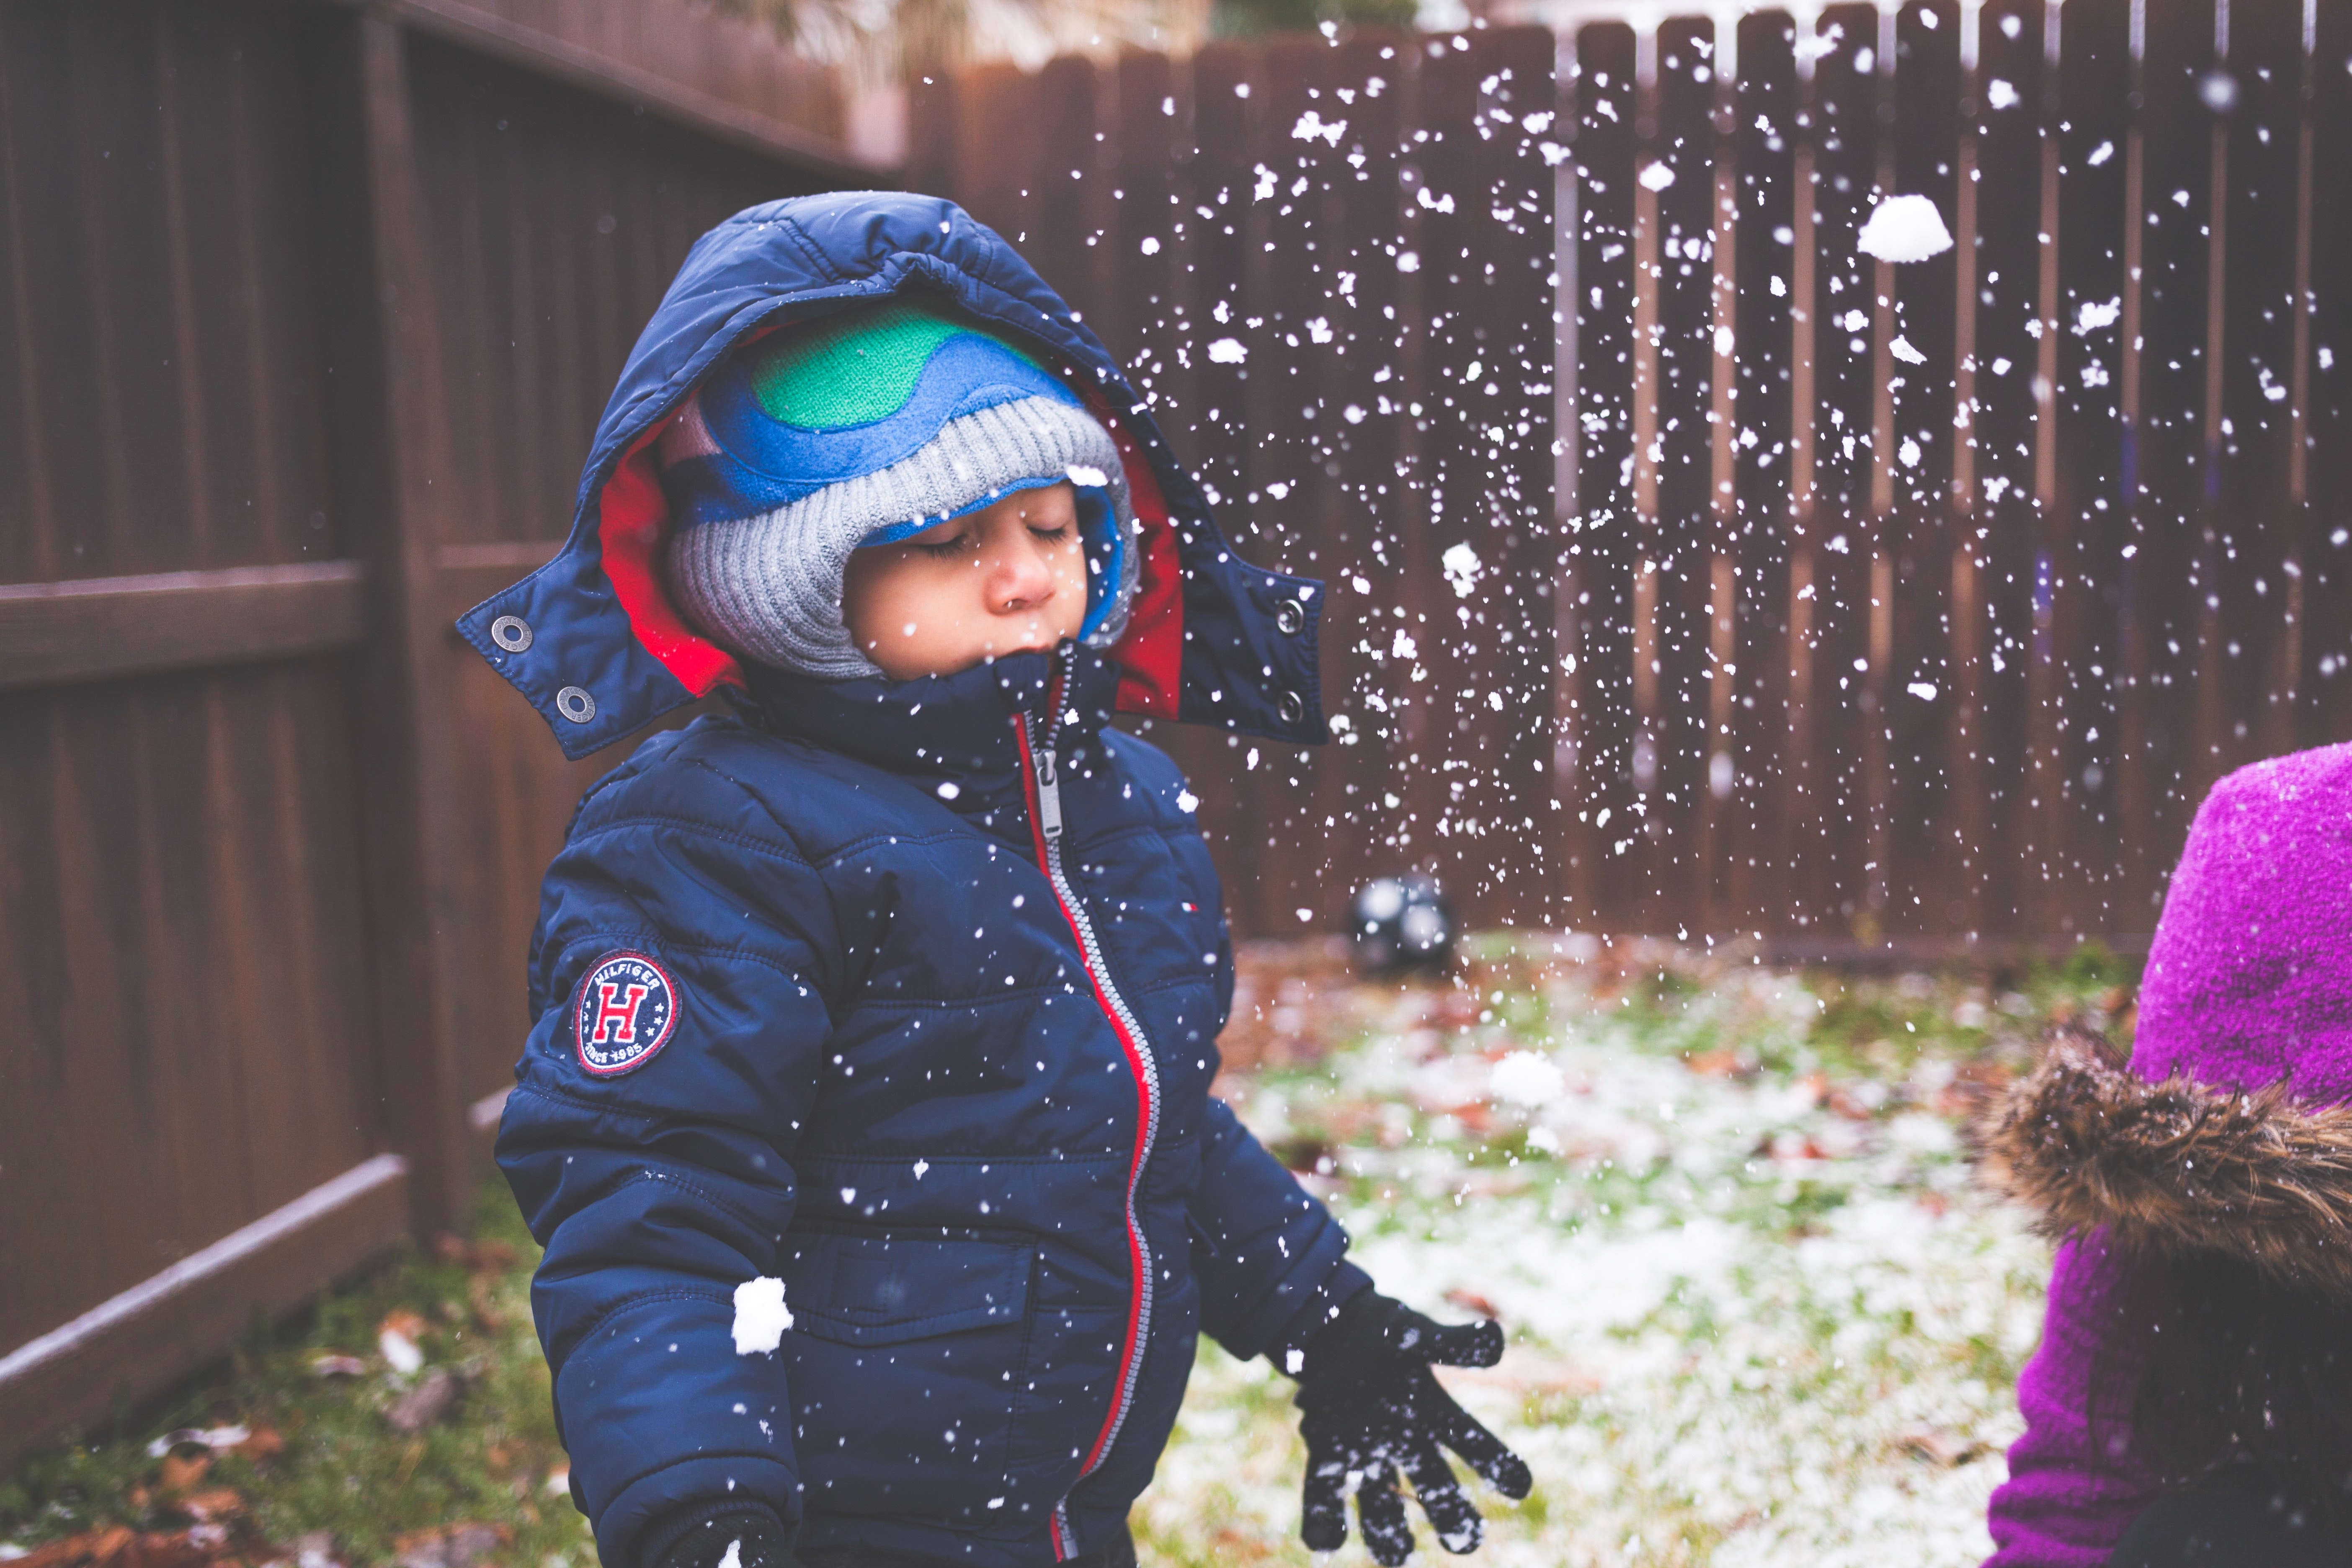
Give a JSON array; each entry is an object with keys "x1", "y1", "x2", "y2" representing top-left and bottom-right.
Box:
[{"x1": 1136, "y1": 940, "x2": 2126, "y2": 1567}]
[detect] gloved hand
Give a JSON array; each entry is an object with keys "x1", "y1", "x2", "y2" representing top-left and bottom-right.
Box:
[
  {"x1": 1290, "y1": 1291, "x2": 1532, "y2": 1564},
  {"x1": 649, "y1": 1509, "x2": 788, "y2": 1568}
]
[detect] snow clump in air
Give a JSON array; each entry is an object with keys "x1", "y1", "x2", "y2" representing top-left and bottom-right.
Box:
[
  {"x1": 733, "y1": 1276, "x2": 793, "y2": 1355},
  {"x1": 1856, "y1": 195, "x2": 1953, "y2": 263},
  {"x1": 1207, "y1": 338, "x2": 1248, "y2": 364},
  {"x1": 1441, "y1": 542, "x2": 1485, "y2": 598},
  {"x1": 1488, "y1": 1049, "x2": 1567, "y2": 1107}
]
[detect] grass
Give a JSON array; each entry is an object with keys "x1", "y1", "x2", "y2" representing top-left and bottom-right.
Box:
[{"x1": 3, "y1": 938, "x2": 2135, "y2": 1568}]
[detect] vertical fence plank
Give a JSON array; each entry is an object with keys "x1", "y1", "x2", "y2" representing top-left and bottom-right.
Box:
[
  {"x1": 1883, "y1": 0, "x2": 1962, "y2": 939},
  {"x1": 1028, "y1": 55, "x2": 1109, "y2": 339},
  {"x1": 2306, "y1": 0, "x2": 2352, "y2": 747},
  {"x1": 2045, "y1": 0, "x2": 2130, "y2": 938},
  {"x1": 1479, "y1": 25, "x2": 1561, "y2": 929},
  {"x1": 1793, "y1": 3, "x2": 1880, "y2": 940},
  {"x1": 1725, "y1": 12, "x2": 1798, "y2": 936},
  {"x1": 1181, "y1": 40, "x2": 1268, "y2": 930},
  {"x1": 1966, "y1": 0, "x2": 2047, "y2": 934},
  {"x1": 2120, "y1": 0, "x2": 2216, "y2": 927},
  {"x1": 1323, "y1": 32, "x2": 1417, "y2": 911},
  {"x1": 1636, "y1": 17, "x2": 1718, "y2": 935},
  {"x1": 307, "y1": 12, "x2": 475, "y2": 1233},
  {"x1": 2211, "y1": 0, "x2": 2307, "y2": 775},
  {"x1": 1565, "y1": 21, "x2": 1639, "y2": 928},
  {"x1": 1241, "y1": 32, "x2": 1334, "y2": 931}
]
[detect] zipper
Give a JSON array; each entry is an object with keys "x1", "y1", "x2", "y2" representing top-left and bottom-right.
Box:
[{"x1": 1014, "y1": 652, "x2": 1162, "y2": 1561}]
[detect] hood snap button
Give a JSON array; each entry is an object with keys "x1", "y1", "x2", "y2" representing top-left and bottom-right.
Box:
[
  {"x1": 556, "y1": 686, "x2": 597, "y2": 724},
  {"x1": 1276, "y1": 688, "x2": 1305, "y2": 725},
  {"x1": 491, "y1": 615, "x2": 533, "y2": 653},
  {"x1": 1275, "y1": 598, "x2": 1305, "y2": 635}
]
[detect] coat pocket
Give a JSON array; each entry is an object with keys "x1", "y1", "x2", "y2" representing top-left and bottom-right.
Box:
[{"x1": 778, "y1": 1229, "x2": 1043, "y2": 1526}]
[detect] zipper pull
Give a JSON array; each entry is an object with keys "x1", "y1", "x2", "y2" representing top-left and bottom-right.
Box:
[{"x1": 1035, "y1": 746, "x2": 1064, "y2": 842}]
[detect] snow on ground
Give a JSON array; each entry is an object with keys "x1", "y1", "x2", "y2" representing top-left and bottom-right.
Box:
[{"x1": 1133, "y1": 941, "x2": 2091, "y2": 1567}]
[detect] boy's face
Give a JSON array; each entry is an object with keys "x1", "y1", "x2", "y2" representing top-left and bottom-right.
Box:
[{"x1": 841, "y1": 481, "x2": 1089, "y2": 680}]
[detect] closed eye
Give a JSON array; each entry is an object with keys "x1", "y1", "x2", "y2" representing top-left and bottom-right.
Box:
[
  {"x1": 914, "y1": 528, "x2": 979, "y2": 558},
  {"x1": 1028, "y1": 523, "x2": 1073, "y2": 543}
]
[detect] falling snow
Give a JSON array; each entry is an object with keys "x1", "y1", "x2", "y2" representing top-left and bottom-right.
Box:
[
  {"x1": 1855, "y1": 195, "x2": 1954, "y2": 263},
  {"x1": 732, "y1": 1276, "x2": 793, "y2": 1356}
]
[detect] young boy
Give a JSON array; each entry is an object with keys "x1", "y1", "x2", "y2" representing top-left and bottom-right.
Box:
[{"x1": 462, "y1": 193, "x2": 1528, "y2": 1568}]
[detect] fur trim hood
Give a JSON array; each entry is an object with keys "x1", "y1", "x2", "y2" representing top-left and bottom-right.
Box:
[{"x1": 1977, "y1": 1027, "x2": 2352, "y2": 1300}]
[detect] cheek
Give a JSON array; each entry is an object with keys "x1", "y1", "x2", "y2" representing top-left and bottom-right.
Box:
[{"x1": 845, "y1": 561, "x2": 965, "y2": 644}]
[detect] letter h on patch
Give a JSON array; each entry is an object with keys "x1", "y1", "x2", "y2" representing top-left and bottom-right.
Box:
[{"x1": 573, "y1": 951, "x2": 680, "y2": 1076}]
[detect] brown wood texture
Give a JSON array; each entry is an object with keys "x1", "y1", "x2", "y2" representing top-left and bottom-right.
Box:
[
  {"x1": 361, "y1": 0, "x2": 863, "y2": 173},
  {"x1": 0, "y1": 562, "x2": 366, "y2": 691},
  {"x1": 0, "y1": 1156, "x2": 410, "y2": 1470},
  {"x1": 923, "y1": 6, "x2": 2352, "y2": 943},
  {"x1": 0, "y1": 0, "x2": 861, "y2": 1461}
]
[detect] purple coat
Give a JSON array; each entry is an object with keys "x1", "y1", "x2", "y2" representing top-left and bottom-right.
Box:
[{"x1": 1984, "y1": 741, "x2": 2352, "y2": 1565}]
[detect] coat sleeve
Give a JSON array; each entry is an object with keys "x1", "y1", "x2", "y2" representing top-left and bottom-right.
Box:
[
  {"x1": 1984, "y1": 1235, "x2": 2163, "y2": 1568},
  {"x1": 1173, "y1": 826, "x2": 1362, "y2": 1360},
  {"x1": 497, "y1": 761, "x2": 841, "y2": 1568},
  {"x1": 1187, "y1": 1096, "x2": 1364, "y2": 1358}
]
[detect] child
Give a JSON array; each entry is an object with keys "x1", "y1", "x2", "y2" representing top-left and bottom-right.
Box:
[
  {"x1": 1979, "y1": 742, "x2": 2352, "y2": 1566},
  {"x1": 460, "y1": 193, "x2": 1529, "y2": 1568}
]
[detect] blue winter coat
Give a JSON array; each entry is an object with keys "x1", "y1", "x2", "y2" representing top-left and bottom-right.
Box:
[{"x1": 461, "y1": 193, "x2": 1359, "y2": 1568}]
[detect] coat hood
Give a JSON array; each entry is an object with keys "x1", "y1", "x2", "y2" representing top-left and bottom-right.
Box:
[
  {"x1": 456, "y1": 191, "x2": 1328, "y2": 760},
  {"x1": 1977, "y1": 1027, "x2": 2352, "y2": 1302}
]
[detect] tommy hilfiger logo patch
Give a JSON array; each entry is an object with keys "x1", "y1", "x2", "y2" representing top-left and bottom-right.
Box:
[{"x1": 573, "y1": 951, "x2": 680, "y2": 1077}]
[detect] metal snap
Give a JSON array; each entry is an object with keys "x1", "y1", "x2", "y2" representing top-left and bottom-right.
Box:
[
  {"x1": 1276, "y1": 688, "x2": 1306, "y2": 725},
  {"x1": 556, "y1": 685, "x2": 597, "y2": 724},
  {"x1": 491, "y1": 614, "x2": 533, "y2": 653},
  {"x1": 1275, "y1": 597, "x2": 1305, "y2": 635}
]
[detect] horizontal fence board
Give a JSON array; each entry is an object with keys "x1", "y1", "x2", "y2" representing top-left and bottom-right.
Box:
[
  {"x1": 0, "y1": 1155, "x2": 409, "y2": 1468},
  {"x1": 362, "y1": 0, "x2": 869, "y2": 176},
  {"x1": 0, "y1": 562, "x2": 367, "y2": 690}
]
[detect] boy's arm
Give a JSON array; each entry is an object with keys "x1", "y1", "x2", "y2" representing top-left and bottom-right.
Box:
[{"x1": 498, "y1": 781, "x2": 839, "y2": 1568}]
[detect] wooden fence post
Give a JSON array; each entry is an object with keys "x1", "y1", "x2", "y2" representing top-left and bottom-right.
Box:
[{"x1": 308, "y1": 9, "x2": 475, "y2": 1236}]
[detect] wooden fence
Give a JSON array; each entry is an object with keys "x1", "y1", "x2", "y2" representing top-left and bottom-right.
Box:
[
  {"x1": 0, "y1": 0, "x2": 869, "y2": 1464},
  {"x1": 913, "y1": 0, "x2": 2352, "y2": 949}
]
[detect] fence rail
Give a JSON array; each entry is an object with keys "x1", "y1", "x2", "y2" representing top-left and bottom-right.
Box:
[
  {"x1": 915, "y1": 0, "x2": 2352, "y2": 945},
  {"x1": 0, "y1": 0, "x2": 864, "y2": 1466}
]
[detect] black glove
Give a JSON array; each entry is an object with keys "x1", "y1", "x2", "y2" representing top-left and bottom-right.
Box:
[
  {"x1": 1290, "y1": 1291, "x2": 1532, "y2": 1564},
  {"x1": 648, "y1": 1508, "x2": 789, "y2": 1568}
]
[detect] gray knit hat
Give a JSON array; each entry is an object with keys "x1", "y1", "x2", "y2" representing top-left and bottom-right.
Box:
[{"x1": 656, "y1": 299, "x2": 1140, "y2": 679}]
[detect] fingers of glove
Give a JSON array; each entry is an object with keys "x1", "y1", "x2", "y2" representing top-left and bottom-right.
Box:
[
  {"x1": 1300, "y1": 1451, "x2": 1352, "y2": 1553},
  {"x1": 1398, "y1": 1434, "x2": 1484, "y2": 1555},
  {"x1": 1419, "y1": 1316, "x2": 1506, "y2": 1369},
  {"x1": 1356, "y1": 1461, "x2": 1417, "y2": 1568},
  {"x1": 1431, "y1": 1393, "x2": 1533, "y2": 1499}
]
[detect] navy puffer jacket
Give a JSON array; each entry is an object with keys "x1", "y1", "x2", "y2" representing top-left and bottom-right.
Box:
[{"x1": 467, "y1": 193, "x2": 1359, "y2": 1568}]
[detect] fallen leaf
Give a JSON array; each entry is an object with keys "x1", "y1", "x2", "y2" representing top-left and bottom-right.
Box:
[
  {"x1": 157, "y1": 1454, "x2": 210, "y2": 1495},
  {"x1": 386, "y1": 1369, "x2": 460, "y2": 1433},
  {"x1": 173, "y1": 1491, "x2": 243, "y2": 1524},
  {"x1": 144, "y1": 1428, "x2": 248, "y2": 1460},
  {"x1": 231, "y1": 1427, "x2": 284, "y2": 1463},
  {"x1": 392, "y1": 1525, "x2": 508, "y2": 1568},
  {"x1": 1442, "y1": 1287, "x2": 1503, "y2": 1321},
  {"x1": 1896, "y1": 1424, "x2": 1991, "y2": 1467},
  {"x1": 309, "y1": 1355, "x2": 368, "y2": 1379}
]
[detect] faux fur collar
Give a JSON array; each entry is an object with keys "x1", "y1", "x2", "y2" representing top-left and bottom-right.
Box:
[{"x1": 1976, "y1": 1028, "x2": 2352, "y2": 1299}]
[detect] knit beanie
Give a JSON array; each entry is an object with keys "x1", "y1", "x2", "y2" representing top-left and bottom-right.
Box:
[{"x1": 658, "y1": 298, "x2": 1140, "y2": 679}]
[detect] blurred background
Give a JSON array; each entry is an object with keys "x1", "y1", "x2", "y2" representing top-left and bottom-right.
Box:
[{"x1": 3, "y1": 0, "x2": 2347, "y2": 1560}]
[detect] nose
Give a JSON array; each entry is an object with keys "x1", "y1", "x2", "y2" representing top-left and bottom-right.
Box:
[{"x1": 987, "y1": 527, "x2": 1060, "y2": 614}]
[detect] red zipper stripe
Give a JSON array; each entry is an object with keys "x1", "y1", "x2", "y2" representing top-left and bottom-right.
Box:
[{"x1": 1013, "y1": 686, "x2": 1162, "y2": 1561}]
